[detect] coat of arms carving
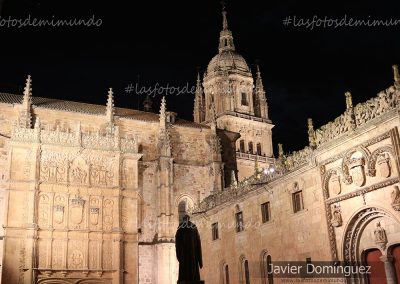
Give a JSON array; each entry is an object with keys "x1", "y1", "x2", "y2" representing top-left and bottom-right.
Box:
[
  {"x1": 376, "y1": 153, "x2": 391, "y2": 178},
  {"x1": 349, "y1": 157, "x2": 366, "y2": 187},
  {"x1": 329, "y1": 172, "x2": 341, "y2": 195},
  {"x1": 70, "y1": 195, "x2": 85, "y2": 225}
]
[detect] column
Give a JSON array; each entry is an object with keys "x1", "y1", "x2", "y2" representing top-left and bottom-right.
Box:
[{"x1": 380, "y1": 255, "x2": 397, "y2": 284}]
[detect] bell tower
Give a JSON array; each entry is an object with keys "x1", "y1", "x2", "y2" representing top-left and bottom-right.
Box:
[{"x1": 196, "y1": 4, "x2": 275, "y2": 182}]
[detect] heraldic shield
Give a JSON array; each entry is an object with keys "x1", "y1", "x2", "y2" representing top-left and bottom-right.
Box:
[
  {"x1": 329, "y1": 172, "x2": 341, "y2": 195},
  {"x1": 349, "y1": 157, "x2": 366, "y2": 187},
  {"x1": 70, "y1": 196, "x2": 85, "y2": 224},
  {"x1": 53, "y1": 204, "x2": 65, "y2": 224},
  {"x1": 377, "y1": 153, "x2": 391, "y2": 178}
]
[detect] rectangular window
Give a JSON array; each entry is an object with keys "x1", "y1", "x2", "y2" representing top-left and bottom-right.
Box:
[
  {"x1": 241, "y1": 93, "x2": 248, "y2": 106},
  {"x1": 292, "y1": 191, "x2": 304, "y2": 213},
  {"x1": 236, "y1": 211, "x2": 244, "y2": 232},
  {"x1": 261, "y1": 202, "x2": 270, "y2": 223},
  {"x1": 212, "y1": 222, "x2": 219, "y2": 240}
]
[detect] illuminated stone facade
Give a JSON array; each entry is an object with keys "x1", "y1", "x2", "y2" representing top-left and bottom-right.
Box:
[
  {"x1": 1, "y1": 6, "x2": 400, "y2": 284},
  {"x1": 192, "y1": 70, "x2": 400, "y2": 283},
  {"x1": 0, "y1": 84, "x2": 221, "y2": 283}
]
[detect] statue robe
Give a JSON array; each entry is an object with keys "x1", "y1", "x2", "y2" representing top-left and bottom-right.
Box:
[{"x1": 175, "y1": 220, "x2": 203, "y2": 282}]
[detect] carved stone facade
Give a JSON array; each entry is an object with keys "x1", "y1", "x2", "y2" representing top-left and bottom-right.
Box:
[
  {"x1": 1, "y1": 5, "x2": 400, "y2": 284},
  {"x1": 0, "y1": 82, "x2": 220, "y2": 283},
  {"x1": 192, "y1": 73, "x2": 400, "y2": 283}
]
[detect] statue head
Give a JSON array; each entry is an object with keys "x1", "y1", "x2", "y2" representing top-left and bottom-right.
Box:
[{"x1": 183, "y1": 214, "x2": 190, "y2": 222}]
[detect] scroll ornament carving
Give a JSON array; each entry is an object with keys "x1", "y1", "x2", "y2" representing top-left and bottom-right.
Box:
[
  {"x1": 38, "y1": 194, "x2": 50, "y2": 227},
  {"x1": 11, "y1": 121, "x2": 139, "y2": 153},
  {"x1": 314, "y1": 87, "x2": 398, "y2": 146},
  {"x1": 391, "y1": 185, "x2": 400, "y2": 211},
  {"x1": 103, "y1": 199, "x2": 114, "y2": 231},
  {"x1": 284, "y1": 147, "x2": 312, "y2": 171}
]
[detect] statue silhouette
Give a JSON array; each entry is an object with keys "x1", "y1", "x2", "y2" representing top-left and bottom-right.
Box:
[{"x1": 175, "y1": 214, "x2": 204, "y2": 284}]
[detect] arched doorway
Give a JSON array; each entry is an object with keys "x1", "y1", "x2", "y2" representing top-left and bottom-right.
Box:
[{"x1": 364, "y1": 248, "x2": 386, "y2": 284}]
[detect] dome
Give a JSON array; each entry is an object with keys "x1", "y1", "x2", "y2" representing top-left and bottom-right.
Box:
[{"x1": 206, "y1": 50, "x2": 251, "y2": 77}]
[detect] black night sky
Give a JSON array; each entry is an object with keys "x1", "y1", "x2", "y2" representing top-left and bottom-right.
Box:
[{"x1": 0, "y1": 0, "x2": 400, "y2": 154}]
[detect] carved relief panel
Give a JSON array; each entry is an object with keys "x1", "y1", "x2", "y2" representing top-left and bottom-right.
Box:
[
  {"x1": 89, "y1": 196, "x2": 101, "y2": 230},
  {"x1": 40, "y1": 152, "x2": 68, "y2": 183},
  {"x1": 51, "y1": 240, "x2": 65, "y2": 269},
  {"x1": 53, "y1": 194, "x2": 67, "y2": 228},
  {"x1": 348, "y1": 157, "x2": 366, "y2": 187},
  {"x1": 67, "y1": 240, "x2": 86, "y2": 270},
  {"x1": 69, "y1": 195, "x2": 86, "y2": 230},
  {"x1": 38, "y1": 194, "x2": 51, "y2": 228},
  {"x1": 89, "y1": 241, "x2": 100, "y2": 269},
  {"x1": 103, "y1": 199, "x2": 114, "y2": 231},
  {"x1": 102, "y1": 241, "x2": 112, "y2": 269},
  {"x1": 69, "y1": 156, "x2": 89, "y2": 185}
]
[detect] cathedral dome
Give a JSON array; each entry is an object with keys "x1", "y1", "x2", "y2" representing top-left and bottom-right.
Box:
[
  {"x1": 206, "y1": 50, "x2": 251, "y2": 76},
  {"x1": 205, "y1": 8, "x2": 251, "y2": 78}
]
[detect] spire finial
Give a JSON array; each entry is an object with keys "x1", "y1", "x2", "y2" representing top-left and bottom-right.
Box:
[
  {"x1": 22, "y1": 75, "x2": 32, "y2": 107},
  {"x1": 256, "y1": 64, "x2": 261, "y2": 78},
  {"x1": 308, "y1": 118, "x2": 316, "y2": 148},
  {"x1": 19, "y1": 75, "x2": 33, "y2": 128},
  {"x1": 194, "y1": 72, "x2": 204, "y2": 123},
  {"x1": 345, "y1": 91, "x2": 353, "y2": 110},
  {"x1": 218, "y1": 1, "x2": 235, "y2": 52},
  {"x1": 160, "y1": 96, "x2": 166, "y2": 124},
  {"x1": 106, "y1": 88, "x2": 114, "y2": 121},
  {"x1": 221, "y1": 1, "x2": 228, "y2": 30},
  {"x1": 393, "y1": 65, "x2": 400, "y2": 88}
]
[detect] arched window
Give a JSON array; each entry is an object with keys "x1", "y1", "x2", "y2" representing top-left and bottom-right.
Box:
[
  {"x1": 240, "y1": 256, "x2": 251, "y2": 284},
  {"x1": 248, "y1": 142, "x2": 253, "y2": 154},
  {"x1": 257, "y1": 143, "x2": 262, "y2": 156},
  {"x1": 261, "y1": 252, "x2": 273, "y2": 284},
  {"x1": 222, "y1": 263, "x2": 230, "y2": 284},
  {"x1": 239, "y1": 140, "x2": 245, "y2": 152}
]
